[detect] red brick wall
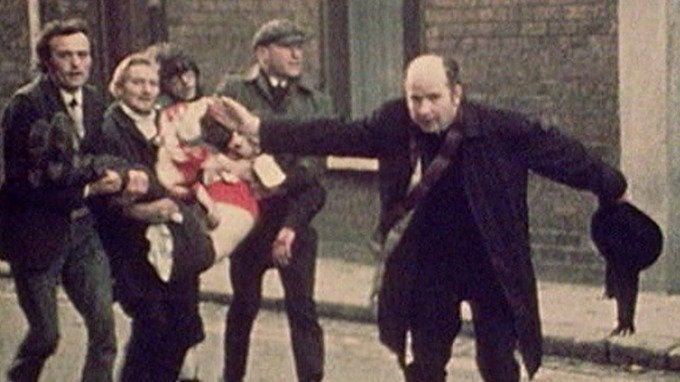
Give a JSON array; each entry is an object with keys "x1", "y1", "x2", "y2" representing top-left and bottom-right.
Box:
[
  {"x1": 165, "y1": 0, "x2": 324, "y2": 94},
  {"x1": 0, "y1": 0, "x2": 620, "y2": 283},
  {"x1": 0, "y1": 1, "x2": 31, "y2": 109},
  {"x1": 0, "y1": 0, "x2": 107, "y2": 109},
  {"x1": 424, "y1": 0, "x2": 619, "y2": 281}
]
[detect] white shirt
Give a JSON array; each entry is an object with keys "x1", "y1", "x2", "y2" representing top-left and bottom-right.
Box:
[
  {"x1": 409, "y1": 158, "x2": 423, "y2": 189},
  {"x1": 268, "y1": 76, "x2": 288, "y2": 89},
  {"x1": 60, "y1": 88, "x2": 84, "y2": 138}
]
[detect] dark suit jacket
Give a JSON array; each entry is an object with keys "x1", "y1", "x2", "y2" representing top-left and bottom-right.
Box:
[
  {"x1": 0, "y1": 75, "x2": 105, "y2": 269},
  {"x1": 257, "y1": 99, "x2": 627, "y2": 377}
]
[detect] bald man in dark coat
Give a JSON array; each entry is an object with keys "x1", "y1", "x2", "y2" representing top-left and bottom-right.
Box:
[{"x1": 215, "y1": 54, "x2": 627, "y2": 382}]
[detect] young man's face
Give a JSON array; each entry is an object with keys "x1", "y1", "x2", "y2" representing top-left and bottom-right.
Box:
[
  {"x1": 166, "y1": 70, "x2": 198, "y2": 101},
  {"x1": 47, "y1": 32, "x2": 92, "y2": 92},
  {"x1": 227, "y1": 132, "x2": 258, "y2": 159},
  {"x1": 119, "y1": 63, "x2": 160, "y2": 114},
  {"x1": 257, "y1": 43, "x2": 304, "y2": 79},
  {"x1": 404, "y1": 56, "x2": 461, "y2": 134}
]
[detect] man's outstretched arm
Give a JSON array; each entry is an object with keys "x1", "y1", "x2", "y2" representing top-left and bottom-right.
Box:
[{"x1": 211, "y1": 96, "x2": 404, "y2": 158}]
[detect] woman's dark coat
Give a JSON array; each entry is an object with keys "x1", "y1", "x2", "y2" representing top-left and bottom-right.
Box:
[
  {"x1": 95, "y1": 103, "x2": 213, "y2": 305},
  {"x1": 256, "y1": 99, "x2": 627, "y2": 377}
]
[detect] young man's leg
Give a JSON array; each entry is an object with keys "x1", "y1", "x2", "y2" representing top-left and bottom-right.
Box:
[
  {"x1": 61, "y1": 216, "x2": 117, "y2": 381},
  {"x1": 7, "y1": 263, "x2": 62, "y2": 382}
]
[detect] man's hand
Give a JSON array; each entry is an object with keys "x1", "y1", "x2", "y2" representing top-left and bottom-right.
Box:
[
  {"x1": 208, "y1": 97, "x2": 261, "y2": 137},
  {"x1": 609, "y1": 322, "x2": 635, "y2": 337},
  {"x1": 272, "y1": 227, "x2": 296, "y2": 267},
  {"x1": 124, "y1": 197, "x2": 182, "y2": 223},
  {"x1": 117, "y1": 170, "x2": 150, "y2": 204},
  {"x1": 86, "y1": 170, "x2": 123, "y2": 196},
  {"x1": 126, "y1": 169, "x2": 150, "y2": 195}
]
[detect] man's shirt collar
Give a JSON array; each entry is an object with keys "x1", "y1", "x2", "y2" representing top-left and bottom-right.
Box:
[{"x1": 59, "y1": 88, "x2": 83, "y2": 109}]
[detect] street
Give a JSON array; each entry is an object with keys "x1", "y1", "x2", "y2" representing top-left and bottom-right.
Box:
[{"x1": 0, "y1": 278, "x2": 678, "y2": 381}]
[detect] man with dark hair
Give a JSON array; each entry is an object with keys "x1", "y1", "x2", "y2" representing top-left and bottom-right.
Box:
[
  {"x1": 216, "y1": 18, "x2": 332, "y2": 382},
  {"x1": 0, "y1": 18, "x2": 147, "y2": 381},
  {"x1": 213, "y1": 53, "x2": 629, "y2": 381}
]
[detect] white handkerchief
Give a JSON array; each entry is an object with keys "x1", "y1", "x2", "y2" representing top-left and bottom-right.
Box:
[
  {"x1": 253, "y1": 154, "x2": 286, "y2": 189},
  {"x1": 145, "y1": 224, "x2": 174, "y2": 282}
]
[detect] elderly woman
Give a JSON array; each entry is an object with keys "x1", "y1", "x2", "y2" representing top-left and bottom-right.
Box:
[{"x1": 94, "y1": 53, "x2": 214, "y2": 382}]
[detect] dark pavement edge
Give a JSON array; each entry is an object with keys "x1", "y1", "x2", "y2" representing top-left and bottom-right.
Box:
[
  {"x1": 2, "y1": 269, "x2": 679, "y2": 373},
  {"x1": 200, "y1": 288, "x2": 680, "y2": 372}
]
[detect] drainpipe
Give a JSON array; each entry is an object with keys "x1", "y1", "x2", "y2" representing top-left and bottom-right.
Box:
[{"x1": 27, "y1": 0, "x2": 41, "y2": 70}]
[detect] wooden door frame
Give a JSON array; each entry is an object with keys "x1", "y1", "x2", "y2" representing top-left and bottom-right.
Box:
[
  {"x1": 95, "y1": 0, "x2": 168, "y2": 89},
  {"x1": 322, "y1": 0, "x2": 422, "y2": 118}
]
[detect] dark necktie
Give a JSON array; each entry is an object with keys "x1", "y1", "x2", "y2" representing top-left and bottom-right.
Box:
[
  {"x1": 271, "y1": 84, "x2": 288, "y2": 107},
  {"x1": 68, "y1": 97, "x2": 85, "y2": 139},
  {"x1": 374, "y1": 126, "x2": 465, "y2": 244}
]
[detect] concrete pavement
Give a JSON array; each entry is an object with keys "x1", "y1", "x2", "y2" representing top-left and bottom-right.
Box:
[
  {"x1": 199, "y1": 257, "x2": 680, "y2": 372},
  {"x1": 2, "y1": 257, "x2": 680, "y2": 373}
]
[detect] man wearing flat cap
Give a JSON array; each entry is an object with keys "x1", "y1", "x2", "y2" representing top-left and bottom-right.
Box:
[{"x1": 217, "y1": 18, "x2": 332, "y2": 382}]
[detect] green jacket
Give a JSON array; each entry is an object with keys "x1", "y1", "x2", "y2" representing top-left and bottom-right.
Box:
[
  {"x1": 217, "y1": 65, "x2": 332, "y2": 120},
  {"x1": 216, "y1": 66, "x2": 331, "y2": 261}
]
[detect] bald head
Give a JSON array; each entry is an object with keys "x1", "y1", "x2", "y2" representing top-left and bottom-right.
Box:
[
  {"x1": 404, "y1": 54, "x2": 462, "y2": 133},
  {"x1": 405, "y1": 54, "x2": 460, "y2": 90},
  {"x1": 405, "y1": 55, "x2": 448, "y2": 89}
]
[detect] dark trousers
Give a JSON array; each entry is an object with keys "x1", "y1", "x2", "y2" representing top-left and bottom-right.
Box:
[
  {"x1": 406, "y1": 251, "x2": 520, "y2": 382},
  {"x1": 118, "y1": 277, "x2": 204, "y2": 382},
  {"x1": 224, "y1": 230, "x2": 324, "y2": 382},
  {"x1": 7, "y1": 215, "x2": 116, "y2": 382}
]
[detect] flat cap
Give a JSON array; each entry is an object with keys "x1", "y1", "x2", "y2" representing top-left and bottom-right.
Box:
[{"x1": 252, "y1": 19, "x2": 308, "y2": 48}]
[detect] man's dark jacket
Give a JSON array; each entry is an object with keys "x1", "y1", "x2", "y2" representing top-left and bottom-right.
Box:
[
  {"x1": 0, "y1": 75, "x2": 106, "y2": 269},
  {"x1": 229, "y1": 152, "x2": 327, "y2": 265},
  {"x1": 256, "y1": 99, "x2": 627, "y2": 377}
]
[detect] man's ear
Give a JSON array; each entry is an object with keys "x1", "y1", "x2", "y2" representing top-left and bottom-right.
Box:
[
  {"x1": 452, "y1": 83, "x2": 463, "y2": 104},
  {"x1": 254, "y1": 46, "x2": 269, "y2": 66}
]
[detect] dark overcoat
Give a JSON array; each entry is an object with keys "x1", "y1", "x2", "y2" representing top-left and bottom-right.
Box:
[
  {"x1": 0, "y1": 75, "x2": 105, "y2": 269},
  {"x1": 256, "y1": 99, "x2": 627, "y2": 376}
]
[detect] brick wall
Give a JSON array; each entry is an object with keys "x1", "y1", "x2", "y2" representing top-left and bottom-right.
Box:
[
  {"x1": 0, "y1": 0, "x2": 621, "y2": 284},
  {"x1": 161, "y1": 0, "x2": 379, "y2": 264},
  {"x1": 0, "y1": 1, "x2": 31, "y2": 111},
  {"x1": 164, "y1": 0, "x2": 324, "y2": 94},
  {"x1": 0, "y1": 0, "x2": 106, "y2": 110},
  {"x1": 424, "y1": 0, "x2": 619, "y2": 282}
]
